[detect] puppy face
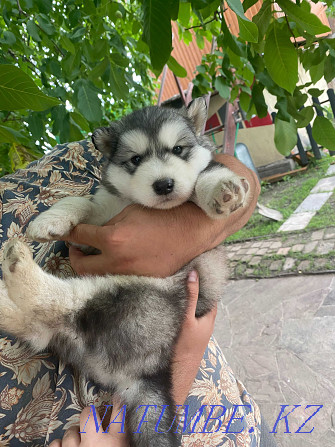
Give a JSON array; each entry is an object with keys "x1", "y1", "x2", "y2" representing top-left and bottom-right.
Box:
[{"x1": 92, "y1": 99, "x2": 212, "y2": 209}]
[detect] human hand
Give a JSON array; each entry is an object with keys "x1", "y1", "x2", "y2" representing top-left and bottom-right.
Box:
[
  {"x1": 65, "y1": 155, "x2": 259, "y2": 277},
  {"x1": 49, "y1": 400, "x2": 129, "y2": 447},
  {"x1": 65, "y1": 203, "x2": 198, "y2": 277},
  {"x1": 171, "y1": 270, "x2": 217, "y2": 405}
]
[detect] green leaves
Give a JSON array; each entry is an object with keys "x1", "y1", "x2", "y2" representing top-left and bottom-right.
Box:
[
  {"x1": 0, "y1": 126, "x2": 29, "y2": 144},
  {"x1": 109, "y1": 64, "x2": 129, "y2": 100},
  {"x1": 215, "y1": 77, "x2": 230, "y2": 99},
  {"x1": 36, "y1": 14, "x2": 55, "y2": 36},
  {"x1": 27, "y1": 20, "x2": 42, "y2": 42},
  {"x1": 226, "y1": 0, "x2": 258, "y2": 42},
  {"x1": 237, "y1": 17, "x2": 258, "y2": 43},
  {"x1": 226, "y1": 0, "x2": 247, "y2": 20},
  {"x1": 0, "y1": 31, "x2": 16, "y2": 45},
  {"x1": 0, "y1": 0, "x2": 334, "y2": 176},
  {"x1": 295, "y1": 106, "x2": 314, "y2": 128},
  {"x1": 252, "y1": 0, "x2": 272, "y2": 40},
  {"x1": 0, "y1": 65, "x2": 61, "y2": 111},
  {"x1": 277, "y1": 0, "x2": 330, "y2": 35},
  {"x1": 312, "y1": 116, "x2": 335, "y2": 151},
  {"x1": 167, "y1": 56, "x2": 187, "y2": 78},
  {"x1": 143, "y1": 0, "x2": 172, "y2": 72},
  {"x1": 264, "y1": 24, "x2": 298, "y2": 94},
  {"x1": 274, "y1": 116, "x2": 297, "y2": 155},
  {"x1": 73, "y1": 80, "x2": 102, "y2": 123},
  {"x1": 324, "y1": 55, "x2": 335, "y2": 83}
]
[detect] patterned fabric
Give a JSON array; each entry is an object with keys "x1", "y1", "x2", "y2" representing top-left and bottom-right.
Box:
[{"x1": 0, "y1": 140, "x2": 261, "y2": 446}]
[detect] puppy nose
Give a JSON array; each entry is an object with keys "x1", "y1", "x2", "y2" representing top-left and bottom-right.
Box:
[{"x1": 153, "y1": 178, "x2": 174, "y2": 195}]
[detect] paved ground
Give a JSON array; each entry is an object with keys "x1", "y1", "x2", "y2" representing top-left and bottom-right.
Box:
[
  {"x1": 278, "y1": 165, "x2": 335, "y2": 232},
  {"x1": 226, "y1": 226, "x2": 335, "y2": 279},
  {"x1": 214, "y1": 274, "x2": 335, "y2": 447}
]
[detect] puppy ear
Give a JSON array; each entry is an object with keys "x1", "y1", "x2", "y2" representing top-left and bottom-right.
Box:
[
  {"x1": 187, "y1": 97, "x2": 207, "y2": 135},
  {"x1": 91, "y1": 125, "x2": 118, "y2": 157}
]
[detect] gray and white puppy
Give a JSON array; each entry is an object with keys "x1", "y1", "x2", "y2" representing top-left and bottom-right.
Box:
[{"x1": 0, "y1": 99, "x2": 249, "y2": 447}]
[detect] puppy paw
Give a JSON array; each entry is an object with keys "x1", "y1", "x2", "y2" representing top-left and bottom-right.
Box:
[
  {"x1": 27, "y1": 212, "x2": 75, "y2": 242},
  {"x1": 3, "y1": 239, "x2": 33, "y2": 282},
  {"x1": 208, "y1": 174, "x2": 249, "y2": 218}
]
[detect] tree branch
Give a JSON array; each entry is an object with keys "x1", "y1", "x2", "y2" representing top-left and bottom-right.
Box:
[
  {"x1": 284, "y1": 13, "x2": 298, "y2": 47},
  {"x1": 185, "y1": 10, "x2": 223, "y2": 31},
  {"x1": 2, "y1": 112, "x2": 12, "y2": 122},
  {"x1": 17, "y1": 0, "x2": 28, "y2": 16},
  {"x1": 185, "y1": 17, "x2": 217, "y2": 31},
  {"x1": 16, "y1": 0, "x2": 64, "y2": 56}
]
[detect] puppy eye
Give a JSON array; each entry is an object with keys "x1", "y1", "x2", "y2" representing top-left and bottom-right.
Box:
[
  {"x1": 131, "y1": 155, "x2": 142, "y2": 166},
  {"x1": 172, "y1": 146, "x2": 183, "y2": 155}
]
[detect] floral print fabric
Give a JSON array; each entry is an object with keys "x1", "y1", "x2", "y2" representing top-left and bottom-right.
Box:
[{"x1": 0, "y1": 140, "x2": 261, "y2": 446}]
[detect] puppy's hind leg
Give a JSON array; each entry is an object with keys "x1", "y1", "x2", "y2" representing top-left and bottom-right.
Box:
[
  {"x1": 1, "y1": 239, "x2": 77, "y2": 351},
  {"x1": 0, "y1": 280, "x2": 27, "y2": 338}
]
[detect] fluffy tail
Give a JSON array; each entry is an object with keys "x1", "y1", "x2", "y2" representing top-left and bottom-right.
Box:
[{"x1": 125, "y1": 369, "x2": 181, "y2": 447}]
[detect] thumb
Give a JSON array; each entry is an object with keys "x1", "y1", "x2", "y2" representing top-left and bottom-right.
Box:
[
  {"x1": 63, "y1": 224, "x2": 105, "y2": 249},
  {"x1": 79, "y1": 405, "x2": 101, "y2": 434},
  {"x1": 185, "y1": 270, "x2": 200, "y2": 319},
  {"x1": 68, "y1": 246, "x2": 101, "y2": 275},
  {"x1": 107, "y1": 398, "x2": 128, "y2": 439}
]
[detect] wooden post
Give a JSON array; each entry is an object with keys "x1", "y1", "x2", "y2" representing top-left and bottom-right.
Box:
[{"x1": 222, "y1": 101, "x2": 237, "y2": 156}]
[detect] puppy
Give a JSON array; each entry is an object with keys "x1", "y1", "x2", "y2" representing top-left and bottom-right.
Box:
[{"x1": 0, "y1": 98, "x2": 249, "y2": 447}]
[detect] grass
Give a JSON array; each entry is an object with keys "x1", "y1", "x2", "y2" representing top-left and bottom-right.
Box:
[
  {"x1": 307, "y1": 192, "x2": 335, "y2": 229},
  {"x1": 226, "y1": 156, "x2": 335, "y2": 242}
]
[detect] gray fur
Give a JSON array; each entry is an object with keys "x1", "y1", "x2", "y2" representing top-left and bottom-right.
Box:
[{"x1": 0, "y1": 98, "x2": 250, "y2": 447}]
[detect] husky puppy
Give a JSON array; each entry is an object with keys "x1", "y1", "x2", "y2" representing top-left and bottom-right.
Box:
[{"x1": 0, "y1": 99, "x2": 249, "y2": 447}]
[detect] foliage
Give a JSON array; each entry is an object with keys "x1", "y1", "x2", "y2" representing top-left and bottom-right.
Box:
[
  {"x1": 176, "y1": 0, "x2": 335, "y2": 156},
  {"x1": 1, "y1": 0, "x2": 335, "y2": 175},
  {"x1": 0, "y1": 0, "x2": 156, "y2": 174}
]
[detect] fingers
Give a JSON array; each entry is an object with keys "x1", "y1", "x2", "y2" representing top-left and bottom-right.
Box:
[
  {"x1": 79, "y1": 406, "x2": 101, "y2": 434},
  {"x1": 186, "y1": 270, "x2": 217, "y2": 327},
  {"x1": 49, "y1": 426, "x2": 81, "y2": 446},
  {"x1": 49, "y1": 440, "x2": 62, "y2": 447},
  {"x1": 108, "y1": 399, "x2": 127, "y2": 439},
  {"x1": 185, "y1": 270, "x2": 200, "y2": 319},
  {"x1": 69, "y1": 246, "x2": 107, "y2": 276},
  {"x1": 64, "y1": 224, "x2": 105, "y2": 249}
]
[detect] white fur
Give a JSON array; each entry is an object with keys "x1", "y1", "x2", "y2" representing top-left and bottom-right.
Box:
[
  {"x1": 105, "y1": 145, "x2": 211, "y2": 209},
  {"x1": 27, "y1": 188, "x2": 131, "y2": 242},
  {"x1": 192, "y1": 167, "x2": 249, "y2": 218},
  {"x1": 157, "y1": 121, "x2": 188, "y2": 148},
  {"x1": 120, "y1": 130, "x2": 149, "y2": 155},
  {"x1": 0, "y1": 238, "x2": 173, "y2": 353}
]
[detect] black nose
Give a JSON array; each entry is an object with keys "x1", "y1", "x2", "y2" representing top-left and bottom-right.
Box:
[{"x1": 153, "y1": 178, "x2": 174, "y2": 195}]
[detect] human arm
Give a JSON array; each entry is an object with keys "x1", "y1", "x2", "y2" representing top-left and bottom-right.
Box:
[{"x1": 65, "y1": 154, "x2": 260, "y2": 277}]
